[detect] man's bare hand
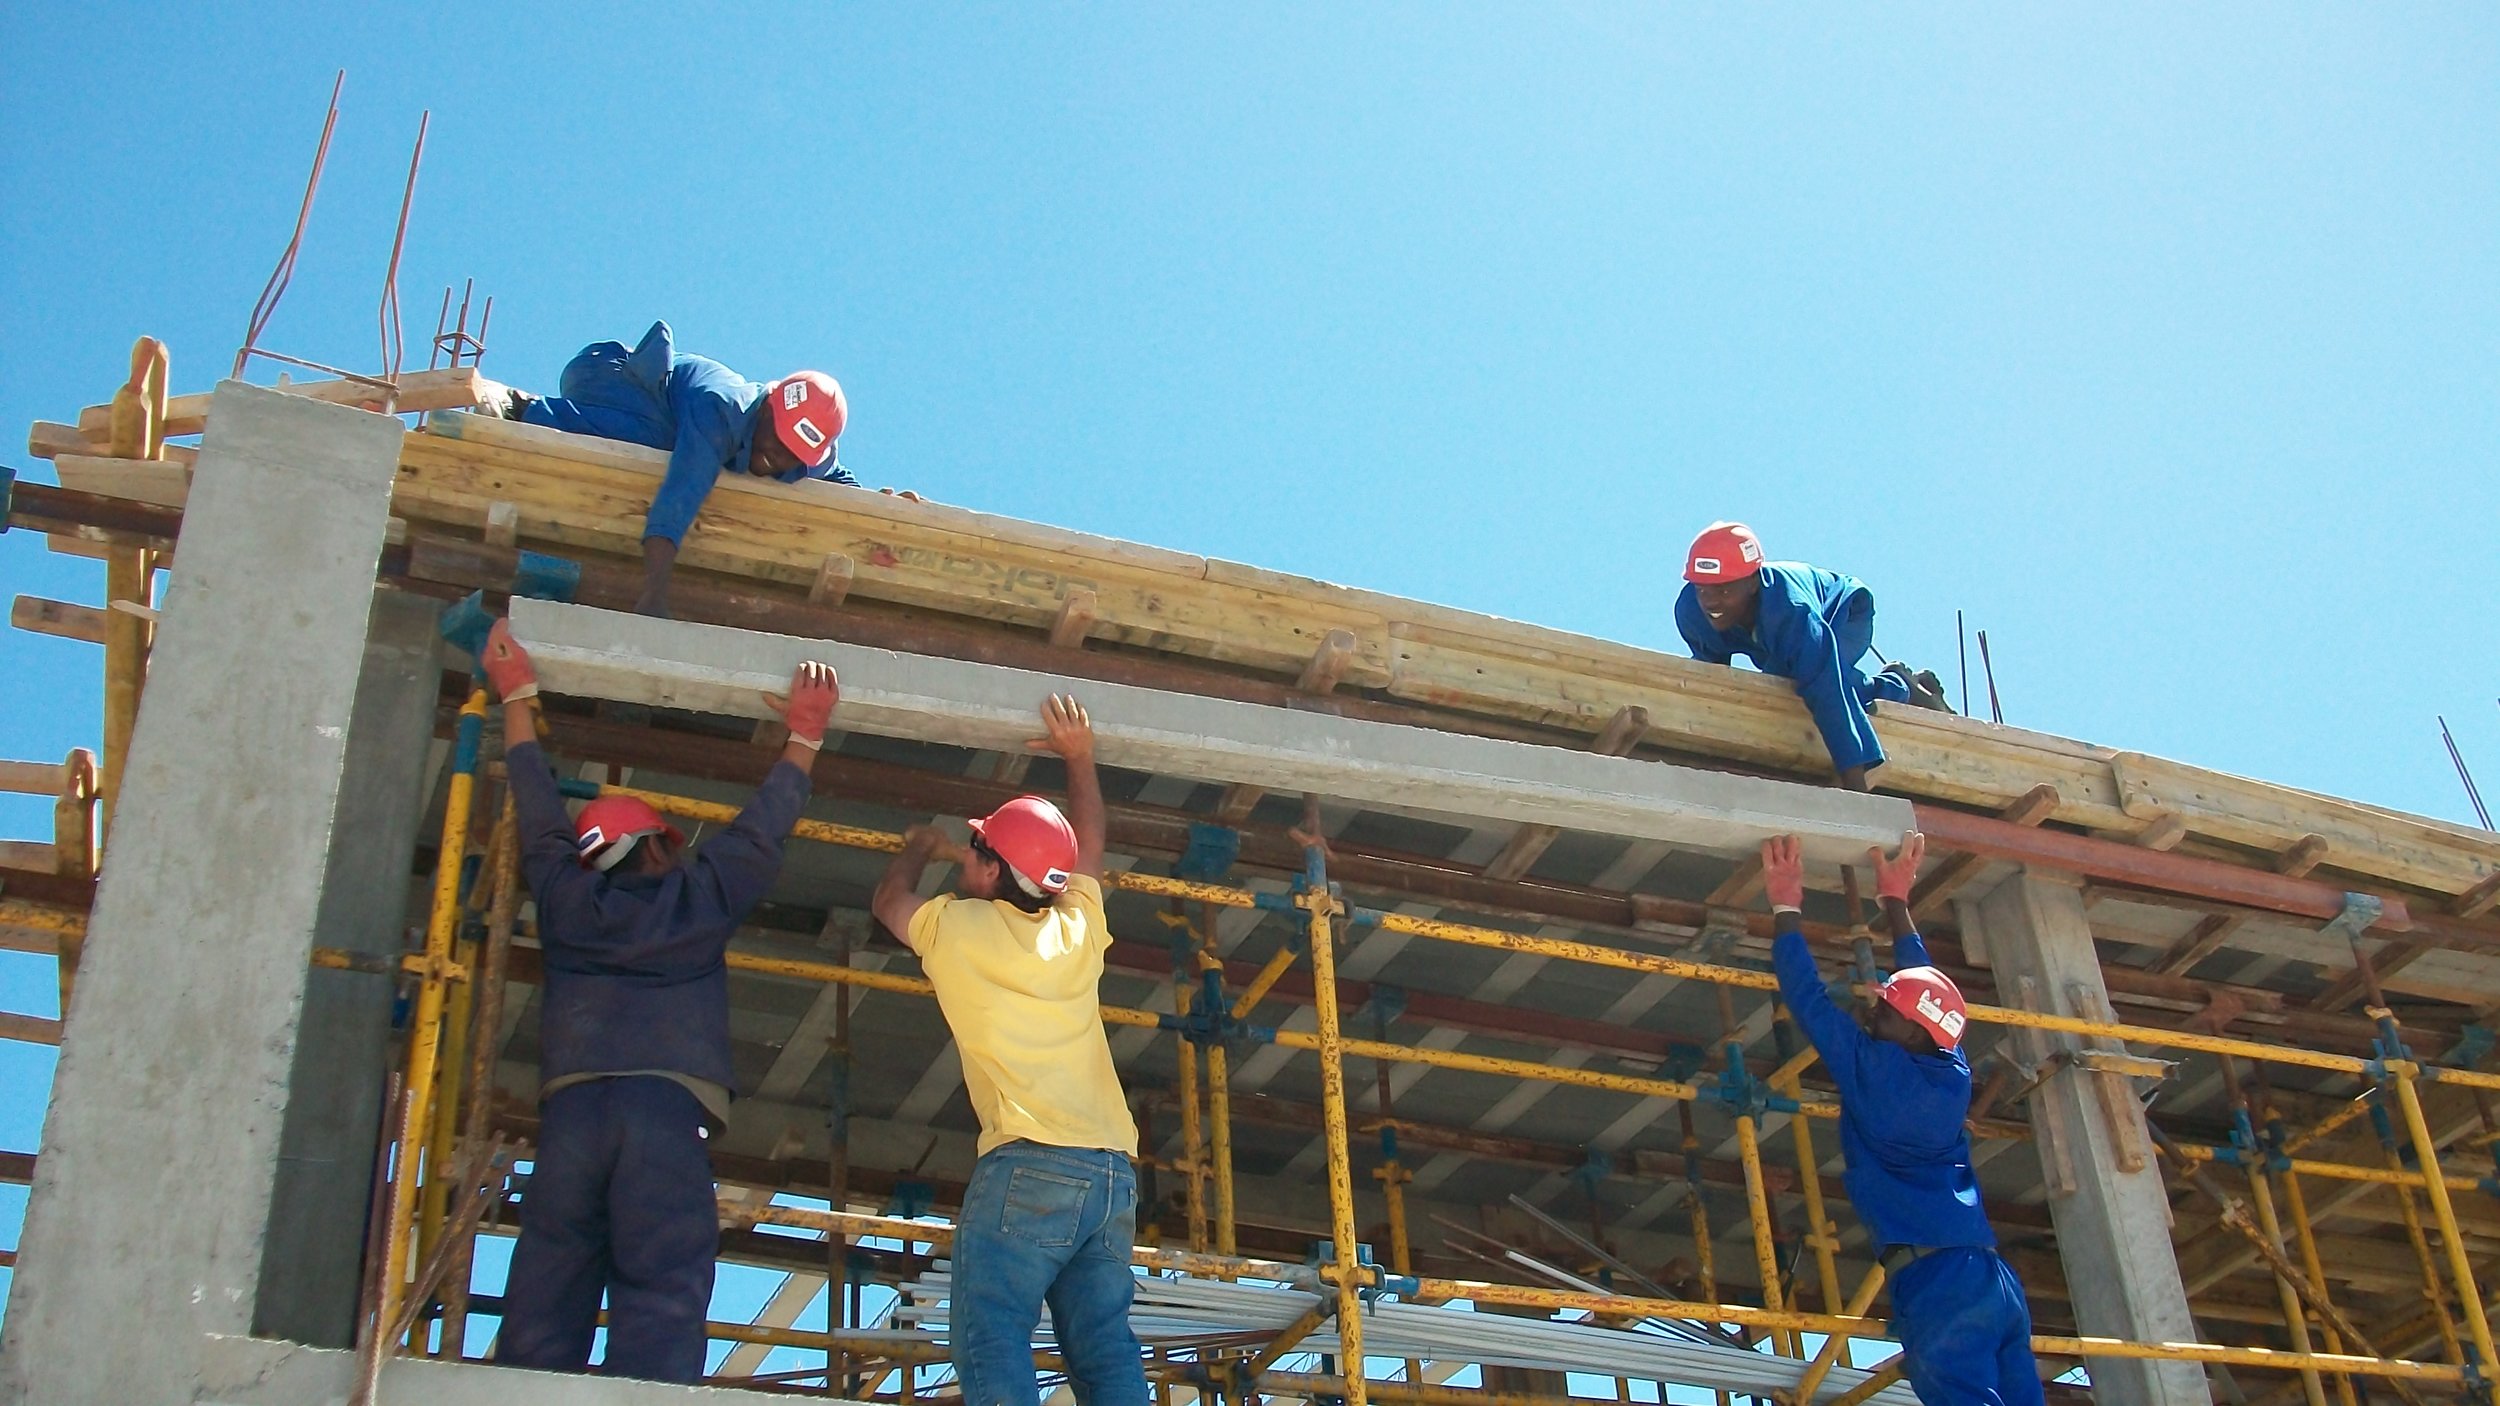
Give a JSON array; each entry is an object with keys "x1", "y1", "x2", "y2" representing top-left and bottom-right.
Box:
[
  {"x1": 1869, "y1": 830, "x2": 1925, "y2": 904},
  {"x1": 902, "y1": 823, "x2": 964, "y2": 866},
  {"x1": 1761, "y1": 834, "x2": 1807, "y2": 911},
  {"x1": 1027, "y1": 694, "x2": 1095, "y2": 763}
]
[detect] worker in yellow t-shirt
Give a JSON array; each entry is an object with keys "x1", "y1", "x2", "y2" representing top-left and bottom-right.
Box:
[{"x1": 872, "y1": 694, "x2": 1145, "y2": 1406}]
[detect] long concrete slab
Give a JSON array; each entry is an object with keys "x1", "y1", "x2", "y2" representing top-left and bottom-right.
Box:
[{"x1": 508, "y1": 600, "x2": 1913, "y2": 861}]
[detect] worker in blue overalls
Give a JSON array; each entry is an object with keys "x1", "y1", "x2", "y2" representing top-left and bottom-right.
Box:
[
  {"x1": 1674, "y1": 521, "x2": 1947, "y2": 792},
  {"x1": 1762, "y1": 830, "x2": 2043, "y2": 1406},
  {"x1": 504, "y1": 320, "x2": 857, "y2": 617},
  {"x1": 476, "y1": 620, "x2": 838, "y2": 1381}
]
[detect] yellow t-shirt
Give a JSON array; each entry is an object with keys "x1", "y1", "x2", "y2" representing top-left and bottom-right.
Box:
[{"x1": 905, "y1": 874, "x2": 1139, "y2": 1158}]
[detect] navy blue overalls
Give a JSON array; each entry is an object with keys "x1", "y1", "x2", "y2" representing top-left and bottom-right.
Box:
[
  {"x1": 1774, "y1": 925, "x2": 2043, "y2": 1406},
  {"x1": 520, "y1": 320, "x2": 857, "y2": 546},
  {"x1": 497, "y1": 740, "x2": 811, "y2": 1381},
  {"x1": 1674, "y1": 562, "x2": 1912, "y2": 777}
]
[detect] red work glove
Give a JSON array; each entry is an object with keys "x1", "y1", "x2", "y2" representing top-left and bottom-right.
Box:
[
  {"x1": 766, "y1": 661, "x2": 839, "y2": 750},
  {"x1": 481, "y1": 621, "x2": 538, "y2": 702},
  {"x1": 1869, "y1": 830, "x2": 1926, "y2": 903},
  {"x1": 1760, "y1": 835, "x2": 1806, "y2": 912}
]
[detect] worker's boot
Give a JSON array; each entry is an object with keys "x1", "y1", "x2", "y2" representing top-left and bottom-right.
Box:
[{"x1": 1883, "y1": 662, "x2": 1955, "y2": 713}]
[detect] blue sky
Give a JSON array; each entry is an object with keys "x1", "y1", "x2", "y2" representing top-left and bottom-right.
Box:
[{"x1": 3, "y1": 0, "x2": 2495, "y2": 1346}]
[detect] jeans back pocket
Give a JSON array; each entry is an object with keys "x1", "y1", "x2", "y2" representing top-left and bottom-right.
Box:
[{"x1": 1002, "y1": 1165, "x2": 1089, "y2": 1249}]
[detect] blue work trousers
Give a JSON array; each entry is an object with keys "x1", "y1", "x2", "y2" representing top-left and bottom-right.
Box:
[
  {"x1": 1834, "y1": 597, "x2": 1915, "y2": 710},
  {"x1": 498, "y1": 1077, "x2": 719, "y2": 1383},
  {"x1": 520, "y1": 339, "x2": 674, "y2": 449},
  {"x1": 1890, "y1": 1248, "x2": 2044, "y2": 1406},
  {"x1": 951, "y1": 1141, "x2": 1150, "y2": 1406}
]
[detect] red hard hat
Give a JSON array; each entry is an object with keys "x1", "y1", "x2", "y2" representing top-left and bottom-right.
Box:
[
  {"x1": 766, "y1": 371, "x2": 847, "y2": 469},
  {"x1": 968, "y1": 795, "x2": 1078, "y2": 897},
  {"x1": 574, "y1": 795, "x2": 684, "y2": 872},
  {"x1": 1684, "y1": 522, "x2": 1765, "y2": 584},
  {"x1": 1881, "y1": 966, "x2": 1969, "y2": 1050}
]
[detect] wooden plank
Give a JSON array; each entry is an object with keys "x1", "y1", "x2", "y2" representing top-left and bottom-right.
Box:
[
  {"x1": 52, "y1": 454, "x2": 189, "y2": 509},
  {"x1": 75, "y1": 365, "x2": 500, "y2": 438},
  {"x1": 2112, "y1": 750, "x2": 2497, "y2": 899},
  {"x1": 27, "y1": 422, "x2": 95, "y2": 460},
  {"x1": 810, "y1": 553, "x2": 855, "y2": 607},
  {"x1": 0, "y1": 760, "x2": 66, "y2": 796},
  {"x1": 395, "y1": 430, "x2": 1394, "y2": 687},
  {"x1": 0, "y1": 1012, "x2": 64, "y2": 1047},
  {"x1": 0, "y1": 843, "x2": 58, "y2": 874},
  {"x1": 1048, "y1": 588, "x2": 1098, "y2": 648},
  {"x1": 12, "y1": 597, "x2": 108, "y2": 644},
  {"x1": 2458, "y1": 873, "x2": 2500, "y2": 921}
]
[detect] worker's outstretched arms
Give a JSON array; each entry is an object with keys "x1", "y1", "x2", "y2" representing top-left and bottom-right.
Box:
[
  {"x1": 1869, "y1": 830, "x2": 1936, "y2": 970},
  {"x1": 689, "y1": 662, "x2": 836, "y2": 917},
  {"x1": 1029, "y1": 694, "x2": 1106, "y2": 879},
  {"x1": 1760, "y1": 835, "x2": 1875, "y2": 1094}
]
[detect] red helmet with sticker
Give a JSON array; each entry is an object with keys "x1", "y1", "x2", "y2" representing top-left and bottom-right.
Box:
[
  {"x1": 1683, "y1": 521, "x2": 1765, "y2": 584},
  {"x1": 968, "y1": 795, "x2": 1078, "y2": 897},
  {"x1": 1880, "y1": 966, "x2": 1969, "y2": 1050},
  {"x1": 766, "y1": 371, "x2": 848, "y2": 468},
  {"x1": 574, "y1": 795, "x2": 684, "y2": 872}
]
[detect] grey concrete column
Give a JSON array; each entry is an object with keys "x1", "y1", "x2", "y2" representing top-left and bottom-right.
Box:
[
  {"x1": 1960, "y1": 868, "x2": 2212, "y2": 1406},
  {"x1": 1, "y1": 384, "x2": 406, "y2": 1405},
  {"x1": 254, "y1": 587, "x2": 445, "y2": 1347}
]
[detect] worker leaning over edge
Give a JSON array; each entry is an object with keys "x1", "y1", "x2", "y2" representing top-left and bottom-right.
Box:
[
  {"x1": 1674, "y1": 521, "x2": 1948, "y2": 792},
  {"x1": 501, "y1": 319, "x2": 857, "y2": 618},
  {"x1": 871, "y1": 694, "x2": 1148, "y2": 1406},
  {"x1": 1762, "y1": 830, "x2": 2043, "y2": 1406},
  {"x1": 478, "y1": 619, "x2": 837, "y2": 1382}
]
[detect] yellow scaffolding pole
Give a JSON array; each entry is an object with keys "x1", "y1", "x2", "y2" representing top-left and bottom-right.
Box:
[
  {"x1": 2388, "y1": 1064, "x2": 2500, "y2": 1374},
  {"x1": 377, "y1": 689, "x2": 486, "y2": 1337},
  {"x1": 1301, "y1": 877, "x2": 1370, "y2": 1406},
  {"x1": 2277, "y1": 1166, "x2": 2360, "y2": 1406},
  {"x1": 1173, "y1": 923, "x2": 1209, "y2": 1253}
]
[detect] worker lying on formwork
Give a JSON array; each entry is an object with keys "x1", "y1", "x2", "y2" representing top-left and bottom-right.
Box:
[
  {"x1": 478, "y1": 620, "x2": 837, "y2": 1383},
  {"x1": 501, "y1": 319, "x2": 856, "y2": 618},
  {"x1": 1676, "y1": 522, "x2": 1948, "y2": 792},
  {"x1": 872, "y1": 695, "x2": 1148, "y2": 1406},
  {"x1": 1762, "y1": 831, "x2": 2043, "y2": 1406}
]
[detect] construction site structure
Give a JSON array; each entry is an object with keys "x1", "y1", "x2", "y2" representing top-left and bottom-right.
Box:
[{"x1": 1, "y1": 342, "x2": 2498, "y2": 1405}]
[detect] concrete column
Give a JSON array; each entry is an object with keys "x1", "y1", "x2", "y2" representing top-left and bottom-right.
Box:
[
  {"x1": 254, "y1": 587, "x2": 445, "y2": 1347},
  {"x1": 1, "y1": 384, "x2": 406, "y2": 1405},
  {"x1": 1960, "y1": 867, "x2": 2212, "y2": 1406}
]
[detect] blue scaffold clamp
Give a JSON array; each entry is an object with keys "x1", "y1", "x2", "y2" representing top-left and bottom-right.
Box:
[
  {"x1": 1712, "y1": 1042, "x2": 1799, "y2": 1120},
  {"x1": 1173, "y1": 823, "x2": 1241, "y2": 882}
]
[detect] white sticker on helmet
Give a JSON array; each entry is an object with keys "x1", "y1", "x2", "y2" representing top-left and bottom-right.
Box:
[
  {"x1": 782, "y1": 381, "x2": 809, "y2": 410},
  {"x1": 1740, "y1": 540, "x2": 1763, "y2": 562},
  {"x1": 792, "y1": 416, "x2": 826, "y2": 448},
  {"x1": 1693, "y1": 556, "x2": 1723, "y2": 574}
]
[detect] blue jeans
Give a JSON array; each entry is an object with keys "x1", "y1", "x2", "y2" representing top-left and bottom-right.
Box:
[
  {"x1": 1891, "y1": 1248, "x2": 2044, "y2": 1406},
  {"x1": 951, "y1": 1142, "x2": 1149, "y2": 1406},
  {"x1": 498, "y1": 1077, "x2": 718, "y2": 1382}
]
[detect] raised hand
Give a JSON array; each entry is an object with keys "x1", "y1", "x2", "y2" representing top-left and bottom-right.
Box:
[
  {"x1": 764, "y1": 661, "x2": 840, "y2": 748},
  {"x1": 1026, "y1": 694, "x2": 1095, "y2": 763},
  {"x1": 481, "y1": 620, "x2": 539, "y2": 701},
  {"x1": 1761, "y1": 834, "x2": 1807, "y2": 911},
  {"x1": 1869, "y1": 830, "x2": 1926, "y2": 904}
]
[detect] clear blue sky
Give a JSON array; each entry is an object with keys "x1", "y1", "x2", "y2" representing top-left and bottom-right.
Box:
[{"x1": 3, "y1": 0, "x2": 2495, "y2": 1334}]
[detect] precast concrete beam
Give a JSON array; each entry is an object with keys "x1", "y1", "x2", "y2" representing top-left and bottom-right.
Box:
[{"x1": 507, "y1": 600, "x2": 1914, "y2": 862}]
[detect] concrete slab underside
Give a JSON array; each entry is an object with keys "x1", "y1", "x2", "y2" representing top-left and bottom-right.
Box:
[
  {"x1": 508, "y1": 600, "x2": 1915, "y2": 863},
  {"x1": 0, "y1": 385, "x2": 406, "y2": 1405},
  {"x1": 197, "y1": 1334, "x2": 844, "y2": 1404}
]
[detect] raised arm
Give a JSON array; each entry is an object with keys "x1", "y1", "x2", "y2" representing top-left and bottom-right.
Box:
[
  {"x1": 1760, "y1": 595, "x2": 1882, "y2": 791},
  {"x1": 479, "y1": 622, "x2": 584, "y2": 903},
  {"x1": 1029, "y1": 694, "x2": 1106, "y2": 878},
  {"x1": 1761, "y1": 835, "x2": 1875, "y2": 1092},
  {"x1": 1867, "y1": 830, "x2": 1934, "y2": 970},
  {"x1": 689, "y1": 662, "x2": 837, "y2": 915},
  {"x1": 873, "y1": 824, "x2": 959, "y2": 947}
]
